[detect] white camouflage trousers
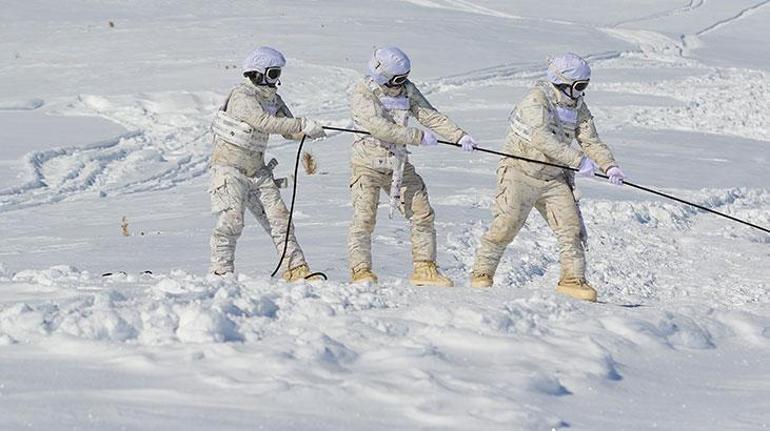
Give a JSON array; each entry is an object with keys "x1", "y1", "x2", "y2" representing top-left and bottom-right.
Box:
[
  {"x1": 209, "y1": 166, "x2": 305, "y2": 274},
  {"x1": 348, "y1": 163, "x2": 436, "y2": 271},
  {"x1": 472, "y1": 165, "x2": 586, "y2": 280}
]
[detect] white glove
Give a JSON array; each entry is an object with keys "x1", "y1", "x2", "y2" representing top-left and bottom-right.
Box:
[
  {"x1": 577, "y1": 157, "x2": 597, "y2": 177},
  {"x1": 458, "y1": 134, "x2": 476, "y2": 152},
  {"x1": 421, "y1": 130, "x2": 438, "y2": 147},
  {"x1": 606, "y1": 166, "x2": 626, "y2": 185},
  {"x1": 301, "y1": 119, "x2": 326, "y2": 139}
]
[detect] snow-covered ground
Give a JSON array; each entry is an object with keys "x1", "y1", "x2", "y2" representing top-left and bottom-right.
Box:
[{"x1": 1, "y1": 1, "x2": 769, "y2": 429}]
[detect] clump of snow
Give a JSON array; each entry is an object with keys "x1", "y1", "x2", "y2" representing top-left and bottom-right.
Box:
[
  {"x1": 0, "y1": 303, "x2": 49, "y2": 343},
  {"x1": 175, "y1": 304, "x2": 238, "y2": 343},
  {"x1": 12, "y1": 265, "x2": 89, "y2": 286},
  {"x1": 77, "y1": 95, "x2": 112, "y2": 113}
]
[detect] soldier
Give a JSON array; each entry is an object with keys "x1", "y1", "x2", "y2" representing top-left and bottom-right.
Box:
[
  {"x1": 208, "y1": 46, "x2": 326, "y2": 281},
  {"x1": 347, "y1": 47, "x2": 477, "y2": 287},
  {"x1": 471, "y1": 53, "x2": 626, "y2": 301}
]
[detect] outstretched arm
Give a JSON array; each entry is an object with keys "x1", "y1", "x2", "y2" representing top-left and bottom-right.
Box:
[
  {"x1": 408, "y1": 84, "x2": 466, "y2": 143},
  {"x1": 575, "y1": 104, "x2": 617, "y2": 172},
  {"x1": 275, "y1": 97, "x2": 306, "y2": 141},
  {"x1": 229, "y1": 91, "x2": 304, "y2": 137}
]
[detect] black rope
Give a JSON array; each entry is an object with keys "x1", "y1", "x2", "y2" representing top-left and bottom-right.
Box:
[
  {"x1": 271, "y1": 135, "x2": 328, "y2": 280},
  {"x1": 322, "y1": 125, "x2": 770, "y2": 235}
]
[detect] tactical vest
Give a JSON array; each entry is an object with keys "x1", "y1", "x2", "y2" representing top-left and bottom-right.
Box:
[
  {"x1": 211, "y1": 85, "x2": 282, "y2": 153},
  {"x1": 353, "y1": 78, "x2": 412, "y2": 171},
  {"x1": 510, "y1": 81, "x2": 582, "y2": 145}
]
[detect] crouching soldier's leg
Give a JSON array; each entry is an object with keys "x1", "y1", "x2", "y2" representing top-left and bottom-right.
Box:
[
  {"x1": 209, "y1": 168, "x2": 248, "y2": 275},
  {"x1": 536, "y1": 181, "x2": 595, "y2": 302},
  {"x1": 471, "y1": 167, "x2": 540, "y2": 288},
  {"x1": 399, "y1": 164, "x2": 453, "y2": 287},
  {"x1": 249, "y1": 177, "x2": 318, "y2": 282}
]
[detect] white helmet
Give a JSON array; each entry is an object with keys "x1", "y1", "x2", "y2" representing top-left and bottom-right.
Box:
[
  {"x1": 546, "y1": 53, "x2": 591, "y2": 99},
  {"x1": 242, "y1": 46, "x2": 286, "y2": 85},
  {"x1": 367, "y1": 47, "x2": 411, "y2": 87}
]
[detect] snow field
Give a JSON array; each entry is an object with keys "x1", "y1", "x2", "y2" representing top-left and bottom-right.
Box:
[
  {"x1": 1, "y1": 181, "x2": 768, "y2": 428},
  {"x1": 1, "y1": 0, "x2": 769, "y2": 429}
]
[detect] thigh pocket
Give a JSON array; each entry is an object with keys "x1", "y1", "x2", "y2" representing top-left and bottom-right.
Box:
[
  {"x1": 349, "y1": 174, "x2": 363, "y2": 189},
  {"x1": 350, "y1": 174, "x2": 382, "y2": 216},
  {"x1": 493, "y1": 186, "x2": 510, "y2": 215},
  {"x1": 495, "y1": 165, "x2": 509, "y2": 186},
  {"x1": 350, "y1": 174, "x2": 366, "y2": 208},
  {"x1": 209, "y1": 175, "x2": 241, "y2": 213}
]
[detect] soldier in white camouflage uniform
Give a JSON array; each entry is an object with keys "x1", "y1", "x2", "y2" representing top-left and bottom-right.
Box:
[
  {"x1": 471, "y1": 53, "x2": 626, "y2": 301},
  {"x1": 208, "y1": 46, "x2": 326, "y2": 281},
  {"x1": 347, "y1": 47, "x2": 477, "y2": 287}
]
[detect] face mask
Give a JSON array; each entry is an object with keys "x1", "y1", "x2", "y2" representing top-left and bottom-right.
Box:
[
  {"x1": 556, "y1": 106, "x2": 578, "y2": 125},
  {"x1": 378, "y1": 95, "x2": 410, "y2": 111}
]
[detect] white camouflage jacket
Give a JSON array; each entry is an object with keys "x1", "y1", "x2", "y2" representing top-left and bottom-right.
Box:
[
  {"x1": 349, "y1": 77, "x2": 466, "y2": 171},
  {"x1": 503, "y1": 81, "x2": 617, "y2": 181},
  {"x1": 211, "y1": 78, "x2": 303, "y2": 177}
]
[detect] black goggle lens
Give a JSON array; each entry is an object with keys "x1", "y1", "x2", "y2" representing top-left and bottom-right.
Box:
[
  {"x1": 265, "y1": 67, "x2": 282, "y2": 80},
  {"x1": 572, "y1": 80, "x2": 589, "y2": 92},
  {"x1": 390, "y1": 74, "x2": 409, "y2": 86}
]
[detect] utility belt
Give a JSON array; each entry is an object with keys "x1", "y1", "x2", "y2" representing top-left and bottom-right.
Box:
[
  {"x1": 353, "y1": 138, "x2": 409, "y2": 172},
  {"x1": 353, "y1": 139, "x2": 408, "y2": 219},
  {"x1": 211, "y1": 158, "x2": 290, "y2": 189}
]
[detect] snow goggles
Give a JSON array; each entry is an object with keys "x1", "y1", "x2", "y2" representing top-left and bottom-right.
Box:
[
  {"x1": 571, "y1": 80, "x2": 589, "y2": 93},
  {"x1": 388, "y1": 73, "x2": 409, "y2": 86},
  {"x1": 264, "y1": 67, "x2": 282, "y2": 82}
]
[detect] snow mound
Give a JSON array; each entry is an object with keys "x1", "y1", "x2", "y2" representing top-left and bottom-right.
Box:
[
  {"x1": 0, "y1": 268, "x2": 402, "y2": 346},
  {"x1": 1, "y1": 257, "x2": 769, "y2": 429}
]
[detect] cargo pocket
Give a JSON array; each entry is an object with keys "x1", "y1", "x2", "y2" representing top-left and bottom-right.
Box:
[
  {"x1": 493, "y1": 186, "x2": 509, "y2": 216},
  {"x1": 349, "y1": 174, "x2": 362, "y2": 189},
  {"x1": 349, "y1": 174, "x2": 366, "y2": 210},
  {"x1": 545, "y1": 205, "x2": 559, "y2": 229},
  {"x1": 209, "y1": 175, "x2": 233, "y2": 213},
  {"x1": 495, "y1": 165, "x2": 508, "y2": 185}
]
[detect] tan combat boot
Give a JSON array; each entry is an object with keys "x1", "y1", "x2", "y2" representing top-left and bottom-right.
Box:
[
  {"x1": 470, "y1": 272, "x2": 493, "y2": 288},
  {"x1": 556, "y1": 278, "x2": 597, "y2": 302},
  {"x1": 409, "y1": 261, "x2": 454, "y2": 287},
  {"x1": 283, "y1": 264, "x2": 324, "y2": 282},
  {"x1": 351, "y1": 265, "x2": 378, "y2": 284}
]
